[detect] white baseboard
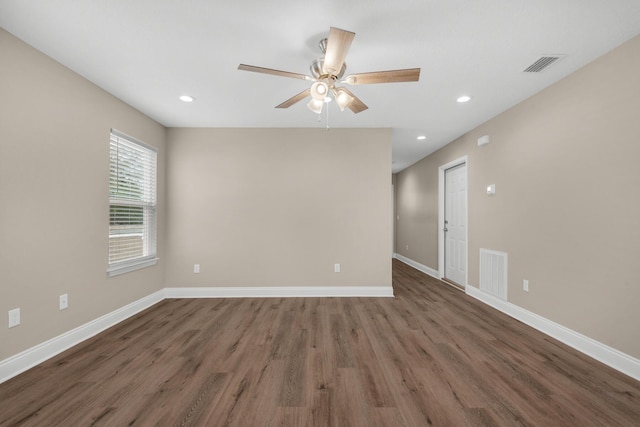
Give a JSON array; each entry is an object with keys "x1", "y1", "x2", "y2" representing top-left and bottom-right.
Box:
[
  {"x1": 466, "y1": 285, "x2": 640, "y2": 382},
  {"x1": 0, "y1": 290, "x2": 165, "y2": 384},
  {"x1": 165, "y1": 286, "x2": 394, "y2": 298},
  {"x1": 0, "y1": 284, "x2": 392, "y2": 384},
  {"x1": 4, "y1": 280, "x2": 637, "y2": 385},
  {"x1": 393, "y1": 253, "x2": 440, "y2": 279}
]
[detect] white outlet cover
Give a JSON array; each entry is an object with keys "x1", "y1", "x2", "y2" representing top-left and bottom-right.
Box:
[
  {"x1": 59, "y1": 294, "x2": 68, "y2": 310},
  {"x1": 8, "y1": 308, "x2": 20, "y2": 328},
  {"x1": 334, "y1": 263, "x2": 341, "y2": 273},
  {"x1": 194, "y1": 264, "x2": 200, "y2": 273}
]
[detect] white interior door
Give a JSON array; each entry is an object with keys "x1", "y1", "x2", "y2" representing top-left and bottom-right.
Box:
[{"x1": 444, "y1": 163, "x2": 467, "y2": 286}]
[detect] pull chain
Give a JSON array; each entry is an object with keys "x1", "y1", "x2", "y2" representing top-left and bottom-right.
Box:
[{"x1": 326, "y1": 99, "x2": 330, "y2": 131}]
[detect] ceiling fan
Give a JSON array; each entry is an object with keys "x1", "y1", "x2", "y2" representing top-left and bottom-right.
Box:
[{"x1": 238, "y1": 27, "x2": 421, "y2": 114}]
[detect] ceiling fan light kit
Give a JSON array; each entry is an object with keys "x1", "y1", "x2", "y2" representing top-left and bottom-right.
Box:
[{"x1": 238, "y1": 26, "x2": 421, "y2": 116}]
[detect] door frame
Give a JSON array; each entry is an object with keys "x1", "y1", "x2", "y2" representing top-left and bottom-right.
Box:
[{"x1": 438, "y1": 155, "x2": 468, "y2": 287}]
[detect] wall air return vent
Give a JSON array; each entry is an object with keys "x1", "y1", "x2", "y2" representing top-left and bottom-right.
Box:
[
  {"x1": 523, "y1": 55, "x2": 565, "y2": 73},
  {"x1": 480, "y1": 249, "x2": 508, "y2": 300}
]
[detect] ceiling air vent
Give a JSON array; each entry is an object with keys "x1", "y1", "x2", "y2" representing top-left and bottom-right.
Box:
[{"x1": 523, "y1": 55, "x2": 565, "y2": 73}]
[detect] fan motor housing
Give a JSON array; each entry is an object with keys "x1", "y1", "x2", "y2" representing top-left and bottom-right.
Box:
[{"x1": 310, "y1": 58, "x2": 346, "y2": 81}]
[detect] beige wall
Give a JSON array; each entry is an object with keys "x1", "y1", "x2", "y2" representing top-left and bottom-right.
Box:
[
  {"x1": 396, "y1": 34, "x2": 640, "y2": 359},
  {"x1": 0, "y1": 29, "x2": 166, "y2": 359},
  {"x1": 165, "y1": 128, "x2": 392, "y2": 288}
]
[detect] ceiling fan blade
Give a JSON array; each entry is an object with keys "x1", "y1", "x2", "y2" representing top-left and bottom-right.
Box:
[
  {"x1": 275, "y1": 88, "x2": 311, "y2": 108},
  {"x1": 322, "y1": 27, "x2": 355, "y2": 76},
  {"x1": 339, "y1": 87, "x2": 368, "y2": 114},
  {"x1": 345, "y1": 68, "x2": 421, "y2": 85},
  {"x1": 238, "y1": 64, "x2": 312, "y2": 80}
]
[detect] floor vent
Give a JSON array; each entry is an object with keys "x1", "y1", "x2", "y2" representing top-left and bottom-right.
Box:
[
  {"x1": 523, "y1": 55, "x2": 564, "y2": 73},
  {"x1": 479, "y1": 249, "x2": 508, "y2": 300}
]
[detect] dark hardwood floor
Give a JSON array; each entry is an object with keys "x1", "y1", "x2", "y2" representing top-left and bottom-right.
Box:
[{"x1": 1, "y1": 259, "x2": 639, "y2": 426}]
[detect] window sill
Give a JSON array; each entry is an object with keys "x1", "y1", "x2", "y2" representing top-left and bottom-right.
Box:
[{"x1": 107, "y1": 257, "x2": 159, "y2": 277}]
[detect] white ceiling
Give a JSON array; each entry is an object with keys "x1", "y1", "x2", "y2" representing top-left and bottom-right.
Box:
[{"x1": 2, "y1": 1, "x2": 640, "y2": 172}]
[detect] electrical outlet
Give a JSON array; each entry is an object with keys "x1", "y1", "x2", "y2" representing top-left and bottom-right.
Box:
[
  {"x1": 59, "y1": 293, "x2": 68, "y2": 310},
  {"x1": 334, "y1": 263, "x2": 341, "y2": 273},
  {"x1": 194, "y1": 264, "x2": 200, "y2": 273},
  {"x1": 523, "y1": 279, "x2": 529, "y2": 292},
  {"x1": 406, "y1": 245, "x2": 409, "y2": 251},
  {"x1": 8, "y1": 308, "x2": 20, "y2": 328}
]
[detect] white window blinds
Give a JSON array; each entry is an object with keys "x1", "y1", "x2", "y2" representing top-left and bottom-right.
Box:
[{"x1": 108, "y1": 129, "x2": 157, "y2": 275}]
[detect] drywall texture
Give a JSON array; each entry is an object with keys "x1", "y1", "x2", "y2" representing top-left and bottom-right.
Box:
[
  {"x1": 0, "y1": 29, "x2": 166, "y2": 360},
  {"x1": 165, "y1": 128, "x2": 392, "y2": 288},
  {"x1": 396, "y1": 34, "x2": 640, "y2": 359}
]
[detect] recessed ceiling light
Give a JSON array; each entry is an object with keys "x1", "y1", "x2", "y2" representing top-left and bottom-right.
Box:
[
  {"x1": 457, "y1": 95, "x2": 471, "y2": 103},
  {"x1": 179, "y1": 95, "x2": 195, "y2": 102},
  {"x1": 417, "y1": 135, "x2": 427, "y2": 140}
]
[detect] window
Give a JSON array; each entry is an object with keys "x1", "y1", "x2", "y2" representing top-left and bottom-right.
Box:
[{"x1": 107, "y1": 129, "x2": 157, "y2": 276}]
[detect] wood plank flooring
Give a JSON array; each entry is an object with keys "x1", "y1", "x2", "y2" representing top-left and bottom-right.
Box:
[{"x1": 1, "y1": 259, "x2": 639, "y2": 426}]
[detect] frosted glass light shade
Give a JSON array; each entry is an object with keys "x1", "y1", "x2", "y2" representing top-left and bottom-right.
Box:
[
  {"x1": 310, "y1": 82, "x2": 329, "y2": 100},
  {"x1": 307, "y1": 98, "x2": 324, "y2": 114},
  {"x1": 334, "y1": 88, "x2": 354, "y2": 111}
]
